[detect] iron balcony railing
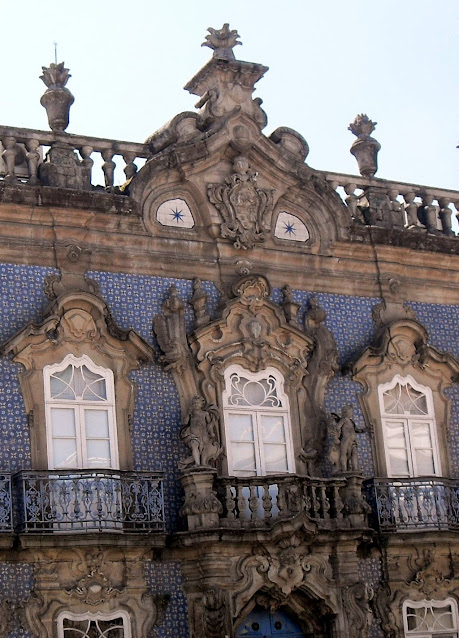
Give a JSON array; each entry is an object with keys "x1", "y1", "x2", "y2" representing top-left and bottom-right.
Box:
[
  {"x1": 0, "y1": 474, "x2": 13, "y2": 532},
  {"x1": 364, "y1": 477, "x2": 459, "y2": 532},
  {"x1": 13, "y1": 470, "x2": 165, "y2": 533}
]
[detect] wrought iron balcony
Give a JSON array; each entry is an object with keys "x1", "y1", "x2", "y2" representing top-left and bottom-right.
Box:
[
  {"x1": 0, "y1": 474, "x2": 13, "y2": 532},
  {"x1": 364, "y1": 477, "x2": 459, "y2": 532},
  {"x1": 216, "y1": 474, "x2": 350, "y2": 529},
  {"x1": 14, "y1": 470, "x2": 165, "y2": 533}
]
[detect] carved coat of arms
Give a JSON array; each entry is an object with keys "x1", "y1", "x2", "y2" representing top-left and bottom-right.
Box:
[{"x1": 207, "y1": 156, "x2": 274, "y2": 249}]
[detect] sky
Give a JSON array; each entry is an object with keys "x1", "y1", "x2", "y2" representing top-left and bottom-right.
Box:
[{"x1": 1, "y1": 0, "x2": 458, "y2": 191}]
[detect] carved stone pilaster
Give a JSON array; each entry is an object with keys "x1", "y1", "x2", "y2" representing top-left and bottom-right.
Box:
[{"x1": 180, "y1": 468, "x2": 223, "y2": 530}]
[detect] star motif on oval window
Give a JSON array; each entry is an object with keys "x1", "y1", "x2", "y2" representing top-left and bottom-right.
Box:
[
  {"x1": 275, "y1": 212, "x2": 309, "y2": 242},
  {"x1": 156, "y1": 198, "x2": 195, "y2": 228}
]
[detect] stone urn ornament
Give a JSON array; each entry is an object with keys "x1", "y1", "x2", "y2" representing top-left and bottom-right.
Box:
[
  {"x1": 348, "y1": 114, "x2": 381, "y2": 177},
  {"x1": 40, "y1": 62, "x2": 74, "y2": 132}
]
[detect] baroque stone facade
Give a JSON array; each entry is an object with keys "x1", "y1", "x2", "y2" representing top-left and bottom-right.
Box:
[{"x1": 0, "y1": 22, "x2": 458, "y2": 638}]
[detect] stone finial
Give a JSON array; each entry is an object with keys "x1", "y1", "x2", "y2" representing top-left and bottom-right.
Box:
[
  {"x1": 202, "y1": 23, "x2": 242, "y2": 61},
  {"x1": 348, "y1": 114, "x2": 381, "y2": 177},
  {"x1": 40, "y1": 61, "x2": 74, "y2": 132}
]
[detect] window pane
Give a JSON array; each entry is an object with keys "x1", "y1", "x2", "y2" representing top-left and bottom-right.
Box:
[
  {"x1": 53, "y1": 438, "x2": 78, "y2": 469},
  {"x1": 86, "y1": 440, "x2": 111, "y2": 467},
  {"x1": 386, "y1": 420, "x2": 407, "y2": 448},
  {"x1": 85, "y1": 410, "x2": 110, "y2": 438},
  {"x1": 51, "y1": 408, "x2": 76, "y2": 437},
  {"x1": 50, "y1": 366, "x2": 75, "y2": 400},
  {"x1": 411, "y1": 422, "x2": 433, "y2": 449},
  {"x1": 229, "y1": 413, "x2": 254, "y2": 441},
  {"x1": 264, "y1": 443, "x2": 288, "y2": 473},
  {"x1": 81, "y1": 365, "x2": 107, "y2": 401},
  {"x1": 261, "y1": 415, "x2": 286, "y2": 443},
  {"x1": 415, "y1": 449, "x2": 435, "y2": 475},
  {"x1": 232, "y1": 442, "x2": 256, "y2": 474},
  {"x1": 388, "y1": 448, "x2": 410, "y2": 476}
]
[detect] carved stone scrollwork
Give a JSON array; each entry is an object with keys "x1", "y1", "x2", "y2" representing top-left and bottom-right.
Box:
[
  {"x1": 153, "y1": 284, "x2": 190, "y2": 371},
  {"x1": 342, "y1": 581, "x2": 374, "y2": 638},
  {"x1": 372, "y1": 582, "x2": 398, "y2": 638},
  {"x1": 207, "y1": 156, "x2": 274, "y2": 249},
  {"x1": 191, "y1": 278, "x2": 210, "y2": 329},
  {"x1": 406, "y1": 548, "x2": 450, "y2": 596},
  {"x1": 179, "y1": 395, "x2": 222, "y2": 469}
]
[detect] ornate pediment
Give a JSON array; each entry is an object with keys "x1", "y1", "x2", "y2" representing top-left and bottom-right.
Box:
[{"x1": 190, "y1": 275, "x2": 313, "y2": 385}]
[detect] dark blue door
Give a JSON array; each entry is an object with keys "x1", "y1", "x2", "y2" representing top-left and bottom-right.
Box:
[{"x1": 236, "y1": 606, "x2": 304, "y2": 637}]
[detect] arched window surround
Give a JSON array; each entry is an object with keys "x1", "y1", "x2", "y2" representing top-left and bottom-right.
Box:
[
  {"x1": 222, "y1": 364, "x2": 295, "y2": 477},
  {"x1": 378, "y1": 374, "x2": 441, "y2": 478}
]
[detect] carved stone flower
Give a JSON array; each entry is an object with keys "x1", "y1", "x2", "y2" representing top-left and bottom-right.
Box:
[
  {"x1": 348, "y1": 114, "x2": 377, "y2": 138},
  {"x1": 40, "y1": 62, "x2": 71, "y2": 88},
  {"x1": 202, "y1": 23, "x2": 242, "y2": 60}
]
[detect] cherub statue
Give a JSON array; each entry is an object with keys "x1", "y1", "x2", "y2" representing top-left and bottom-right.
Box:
[
  {"x1": 179, "y1": 396, "x2": 221, "y2": 469},
  {"x1": 329, "y1": 405, "x2": 365, "y2": 473}
]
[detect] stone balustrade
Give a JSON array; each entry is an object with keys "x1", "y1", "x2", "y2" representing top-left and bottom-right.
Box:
[
  {"x1": 321, "y1": 170, "x2": 459, "y2": 237},
  {"x1": 0, "y1": 125, "x2": 150, "y2": 189}
]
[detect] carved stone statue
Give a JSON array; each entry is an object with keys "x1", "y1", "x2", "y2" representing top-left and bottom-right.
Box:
[
  {"x1": 207, "y1": 156, "x2": 274, "y2": 249},
  {"x1": 329, "y1": 405, "x2": 365, "y2": 473},
  {"x1": 153, "y1": 285, "x2": 189, "y2": 371},
  {"x1": 179, "y1": 396, "x2": 221, "y2": 468}
]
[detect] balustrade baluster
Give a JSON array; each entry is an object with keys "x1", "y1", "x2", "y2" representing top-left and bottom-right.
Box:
[
  {"x1": 311, "y1": 484, "x2": 321, "y2": 518},
  {"x1": 225, "y1": 485, "x2": 236, "y2": 520},
  {"x1": 344, "y1": 183, "x2": 360, "y2": 221},
  {"x1": 276, "y1": 482, "x2": 286, "y2": 516},
  {"x1": 388, "y1": 189, "x2": 404, "y2": 228},
  {"x1": 237, "y1": 484, "x2": 248, "y2": 520},
  {"x1": 439, "y1": 198, "x2": 454, "y2": 236},
  {"x1": 248, "y1": 485, "x2": 259, "y2": 521},
  {"x1": 25, "y1": 139, "x2": 40, "y2": 185},
  {"x1": 123, "y1": 152, "x2": 138, "y2": 182},
  {"x1": 2, "y1": 136, "x2": 17, "y2": 182},
  {"x1": 333, "y1": 484, "x2": 344, "y2": 520},
  {"x1": 421, "y1": 194, "x2": 440, "y2": 234},
  {"x1": 102, "y1": 148, "x2": 116, "y2": 188},
  {"x1": 320, "y1": 486, "x2": 330, "y2": 520},
  {"x1": 403, "y1": 191, "x2": 419, "y2": 228},
  {"x1": 80, "y1": 145, "x2": 94, "y2": 183},
  {"x1": 261, "y1": 484, "x2": 272, "y2": 520}
]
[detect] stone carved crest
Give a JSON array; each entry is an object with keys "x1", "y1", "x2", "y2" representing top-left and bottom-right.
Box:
[
  {"x1": 66, "y1": 552, "x2": 123, "y2": 606},
  {"x1": 406, "y1": 548, "x2": 450, "y2": 595},
  {"x1": 179, "y1": 396, "x2": 222, "y2": 469},
  {"x1": 207, "y1": 156, "x2": 274, "y2": 249}
]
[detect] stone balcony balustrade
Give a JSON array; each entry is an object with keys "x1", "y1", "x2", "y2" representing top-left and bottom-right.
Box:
[
  {"x1": 322, "y1": 169, "x2": 459, "y2": 237},
  {"x1": 0, "y1": 125, "x2": 149, "y2": 190},
  {"x1": 11, "y1": 469, "x2": 165, "y2": 534},
  {"x1": 364, "y1": 477, "x2": 459, "y2": 532},
  {"x1": 180, "y1": 469, "x2": 370, "y2": 532}
]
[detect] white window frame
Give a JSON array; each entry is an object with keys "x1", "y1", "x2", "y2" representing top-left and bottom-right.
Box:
[
  {"x1": 379, "y1": 374, "x2": 441, "y2": 478},
  {"x1": 403, "y1": 598, "x2": 459, "y2": 638},
  {"x1": 44, "y1": 354, "x2": 119, "y2": 470},
  {"x1": 222, "y1": 364, "x2": 295, "y2": 476},
  {"x1": 57, "y1": 610, "x2": 131, "y2": 638}
]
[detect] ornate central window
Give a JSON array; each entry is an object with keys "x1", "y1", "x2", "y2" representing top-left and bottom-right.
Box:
[
  {"x1": 58, "y1": 611, "x2": 131, "y2": 638},
  {"x1": 44, "y1": 354, "x2": 118, "y2": 470},
  {"x1": 403, "y1": 599, "x2": 458, "y2": 638},
  {"x1": 379, "y1": 375, "x2": 440, "y2": 477},
  {"x1": 223, "y1": 365, "x2": 294, "y2": 476}
]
